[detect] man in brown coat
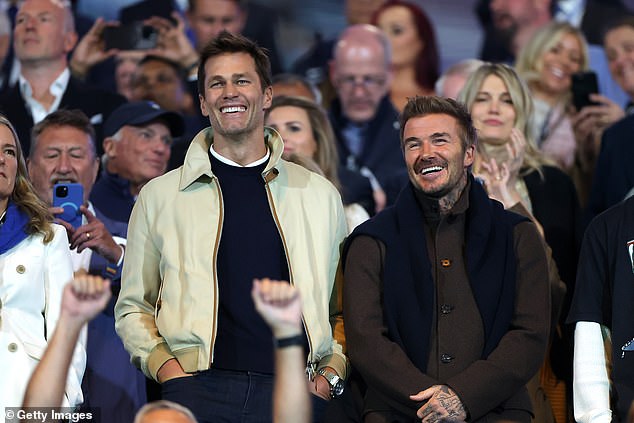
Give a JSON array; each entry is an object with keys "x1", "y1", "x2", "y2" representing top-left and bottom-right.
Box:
[{"x1": 342, "y1": 96, "x2": 551, "y2": 422}]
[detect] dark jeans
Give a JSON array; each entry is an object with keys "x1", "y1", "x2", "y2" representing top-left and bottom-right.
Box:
[{"x1": 161, "y1": 367, "x2": 329, "y2": 423}]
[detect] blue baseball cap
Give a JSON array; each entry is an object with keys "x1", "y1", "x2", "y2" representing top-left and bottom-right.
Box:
[{"x1": 103, "y1": 101, "x2": 185, "y2": 138}]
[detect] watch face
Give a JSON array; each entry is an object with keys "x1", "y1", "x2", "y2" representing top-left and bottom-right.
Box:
[{"x1": 333, "y1": 380, "x2": 345, "y2": 396}]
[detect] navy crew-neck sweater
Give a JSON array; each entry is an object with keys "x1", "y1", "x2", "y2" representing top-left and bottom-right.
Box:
[{"x1": 210, "y1": 152, "x2": 290, "y2": 374}]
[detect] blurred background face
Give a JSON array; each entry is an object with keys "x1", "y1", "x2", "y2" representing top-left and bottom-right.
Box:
[
  {"x1": 346, "y1": 0, "x2": 387, "y2": 25},
  {"x1": 28, "y1": 125, "x2": 98, "y2": 205},
  {"x1": 115, "y1": 51, "x2": 145, "y2": 101},
  {"x1": 376, "y1": 5, "x2": 422, "y2": 69},
  {"x1": 470, "y1": 74, "x2": 516, "y2": 145},
  {"x1": 331, "y1": 41, "x2": 390, "y2": 123},
  {"x1": 132, "y1": 59, "x2": 187, "y2": 112},
  {"x1": 536, "y1": 32, "x2": 583, "y2": 97},
  {"x1": 265, "y1": 106, "x2": 318, "y2": 159},
  {"x1": 605, "y1": 25, "x2": 634, "y2": 98},
  {"x1": 489, "y1": 0, "x2": 534, "y2": 33},
  {"x1": 13, "y1": 0, "x2": 77, "y2": 64},
  {"x1": 187, "y1": 0, "x2": 246, "y2": 50}
]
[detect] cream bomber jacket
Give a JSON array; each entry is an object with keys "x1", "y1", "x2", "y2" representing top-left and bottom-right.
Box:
[{"x1": 115, "y1": 127, "x2": 349, "y2": 382}]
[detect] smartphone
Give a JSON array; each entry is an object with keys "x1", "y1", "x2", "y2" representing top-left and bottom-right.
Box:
[
  {"x1": 103, "y1": 22, "x2": 158, "y2": 51},
  {"x1": 53, "y1": 183, "x2": 84, "y2": 229},
  {"x1": 571, "y1": 71, "x2": 599, "y2": 110}
]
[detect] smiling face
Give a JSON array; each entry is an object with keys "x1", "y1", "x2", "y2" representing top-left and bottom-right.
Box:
[
  {"x1": 265, "y1": 105, "x2": 318, "y2": 159},
  {"x1": 403, "y1": 113, "x2": 474, "y2": 199},
  {"x1": 0, "y1": 124, "x2": 18, "y2": 208},
  {"x1": 605, "y1": 25, "x2": 634, "y2": 98},
  {"x1": 376, "y1": 5, "x2": 423, "y2": 69},
  {"x1": 13, "y1": 0, "x2": 77, "y2": 66},
  {"x1": 470, "y1": 74, "x2": 516, "y2": 145},
  {"x1": 199, "y1": 52, "x2": 272, "y2": 145},
  {"x1": 104, "y1": 121, "x2": 172, "y2": 188},
  {"x1": 536, "y1": 32, "x2": 583, "y2": 98},
  {"x1": 27, "y1": 125, "x2": 99, "y2": 205}
]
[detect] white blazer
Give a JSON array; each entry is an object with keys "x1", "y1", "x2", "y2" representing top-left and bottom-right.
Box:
[{"x1": 0, "y1": 224, "x2": 86, "y2": 413}]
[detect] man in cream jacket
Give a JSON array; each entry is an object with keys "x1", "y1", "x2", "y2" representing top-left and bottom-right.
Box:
[{"x1": 115, "y1": 31, "x2": 348, "y2": 423}]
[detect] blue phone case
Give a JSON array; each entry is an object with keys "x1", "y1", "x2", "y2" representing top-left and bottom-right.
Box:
[{"x1": 53, "y1": 183, "x2": 84, "y2": 229}]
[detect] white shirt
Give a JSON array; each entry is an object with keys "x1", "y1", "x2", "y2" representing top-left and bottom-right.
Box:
[
  {"x1": 18, "y1": 67, "x2": 70, "y2": 125},
  {"x1": 209, "y1": 144, "x2": 270, "y2": 167}
]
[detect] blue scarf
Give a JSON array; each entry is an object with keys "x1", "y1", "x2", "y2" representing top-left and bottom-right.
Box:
[{"x1": 0, "y1": 202, "x2": 30, "y2": 255}]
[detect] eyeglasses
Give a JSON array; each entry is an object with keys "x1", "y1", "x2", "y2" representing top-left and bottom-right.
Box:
[{"x1": 336, "y1": 74, "x2": 387, "y2": 90}]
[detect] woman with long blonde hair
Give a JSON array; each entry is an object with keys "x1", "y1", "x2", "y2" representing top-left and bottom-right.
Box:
[
  {"x1": 459, "y1": 63, "x2": 582, "y2": 423},
  {"x1": 0, "y1": 115, "x2": 85, "y2": 410}
]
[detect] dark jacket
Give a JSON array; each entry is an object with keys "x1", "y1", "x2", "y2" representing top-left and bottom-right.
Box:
[
  {"x1": 0, "y1": 75, "x2": 126, "y2": 157},
  {"x1": 343, "y1": 180, "x2": 551, "y2": 421},
  {"x1": 329, "y1": 96, "x2": 408, "y2": 206}
]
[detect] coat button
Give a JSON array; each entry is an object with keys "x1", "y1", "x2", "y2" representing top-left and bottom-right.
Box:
[
  {"x1": 440, "y1": 353, "x2": 454, "y2": 363},
  {"x1": 16, "y1": 265, "x2": 25, "y2": 274},
  {"x1": 8, "y1": 343, "x2": 17, "y2": 352},
  {"x1": 440, "y1": 259, "x2": 451, "y2": 268},
  {"x1": 440, "y1": 304, "x2": 454, "y2": 314}
]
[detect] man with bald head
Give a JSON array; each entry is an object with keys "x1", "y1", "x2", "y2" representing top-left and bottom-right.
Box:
[
  {"x1": 329, "y1": 24, "x2": 407, "y2": 210},
  {"x1": 0, "y1": 0, "x2": 125, "y2": 157}
]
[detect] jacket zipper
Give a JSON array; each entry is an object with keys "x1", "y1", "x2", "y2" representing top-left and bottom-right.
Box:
[
  {"x1": 209, "y1": 177, "x2": 223, "y2": 365},
  {"x1": 263, "y1": 179, "x2": 316, "y2": 375}
]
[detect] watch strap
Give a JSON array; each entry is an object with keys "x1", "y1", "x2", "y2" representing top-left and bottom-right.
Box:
[{"x1": 274, "y1": 334, "x2": 304, "y2": 348}]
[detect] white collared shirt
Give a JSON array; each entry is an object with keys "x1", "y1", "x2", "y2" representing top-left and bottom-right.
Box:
[
  {"x1": 209, "y1": 144, "x2": 270, "y2": 167},
  {"x1": 18, "y1": 67, "x2": 70, "y2": 124}
]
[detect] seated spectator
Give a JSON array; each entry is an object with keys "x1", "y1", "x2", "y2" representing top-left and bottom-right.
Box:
[
  {"x1": 459, "y1": 63, "x2": 581, "y2": 423},
  {"x1": 516, "y1": 21, "x2": 624, "y2": 206},
  {"x1": 90, "y1": 101, "x2": 184, "y2": 223},
  {"x1": 516, "y1": 22, "x2": 588, "y2": 170},
  {"x1": 0, "y1": 0, "x2": 126, "y2": 157},
  {"x1": 371, "y1": 0, "x2": 439, "y2": 111},
  {"x1": 328, "y1": 24, "x2": 408, "y2": 210},
  {"x1": 292, "y1": 0, "x2": 387, "y2": 106},
  {"x1": 27, "y1": 109, "x2": 147, "y2": 423},
  {"x1": 434, "y1": 59, "x2": 483, "y2": 99},
  {"x1": 586, "y1": 16, "x2": 634, "y2": 218},
  {"x1": 265, "y1": 95, "x2": 371, "y2": 230}
]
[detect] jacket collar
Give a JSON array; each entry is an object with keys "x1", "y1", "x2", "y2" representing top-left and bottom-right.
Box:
[{"x1": 179, "y1": 126, "x2": 284, "y2": 190}]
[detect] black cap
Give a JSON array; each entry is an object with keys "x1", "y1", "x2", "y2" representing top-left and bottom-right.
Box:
[{"x1": 103, "y1": 101, "x2": 185, "y2": 138}]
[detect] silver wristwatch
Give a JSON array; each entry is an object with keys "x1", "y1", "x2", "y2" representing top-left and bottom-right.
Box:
[{"x1": 317, "y1": 368, "x2": 345, "y2": 398}]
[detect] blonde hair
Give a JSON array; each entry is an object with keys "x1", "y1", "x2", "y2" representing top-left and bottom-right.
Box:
[
  {"x1": 0, "y1": 115, "x2": 54, "y2": 243},
  {"x1": 516, "y1": 21, "x2": 589, "y2": 93},
  {"x1": 458, "y1": 63, "x2": 553, "y2": 177},
  {"x1": 265, "y1": 95, "x2": 341, "y2": 191}
]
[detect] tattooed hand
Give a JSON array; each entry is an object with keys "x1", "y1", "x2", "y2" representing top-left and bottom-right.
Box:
[{"x1": 410, "y1": 385, "x2": 467, "y2": 422}]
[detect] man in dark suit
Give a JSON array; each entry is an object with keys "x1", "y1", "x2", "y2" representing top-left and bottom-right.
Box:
[
  {"x1": 27, "y1": 109, "x2": 147, "y2": 423},
  {"x1": 328, "y1": 24, "x2": 408, "y2": 211},
  {"x1": 0, "y1": 0, "x2": 125, "y2": 157}
]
